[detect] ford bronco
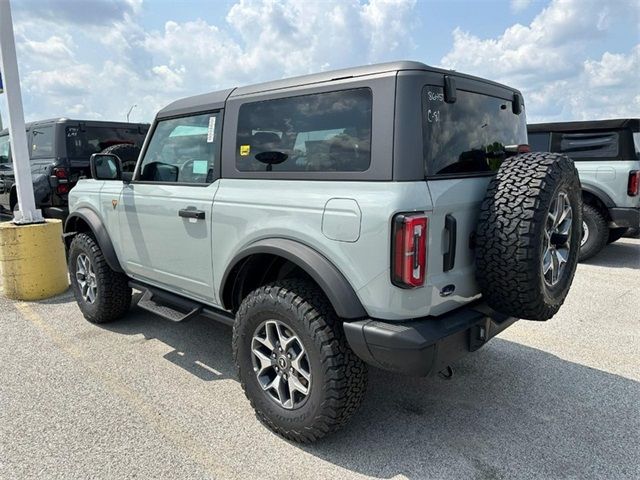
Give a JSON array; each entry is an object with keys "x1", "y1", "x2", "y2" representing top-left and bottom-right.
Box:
[
  {"x1": 64, "y1": 61, "x2": 582, "y2": 442},
  {"x1": 528, "y1": 119, "x2": 640, "y2": 260}
]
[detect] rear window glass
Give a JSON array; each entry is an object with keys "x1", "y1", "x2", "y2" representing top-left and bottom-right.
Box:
[
  {"x1": 422, "y1": 87, "x2": 527, "y2": 175},
  {"x1": 634, "y1": 132, "x2": 640, "y2": 156},
  {"x1": 236, "y1": 88, "x2": 372, "y2": 172},
  {"x1": 558, "y1": 132, "x2": 619, "y2": 159},
  {"x1": 528, "y1": 132, "x2": 550, "y2": 152},
  {"x1": 31, "y1": 125, "x2": 54, "y2": 158},
  {"x1": 66, "y1": 125, "x2": 148, "y2": 159}
]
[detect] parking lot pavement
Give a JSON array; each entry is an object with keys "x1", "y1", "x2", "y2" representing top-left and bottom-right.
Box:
[{"x1": 1, "y1": 239, "x2": 638, "y2": 480}]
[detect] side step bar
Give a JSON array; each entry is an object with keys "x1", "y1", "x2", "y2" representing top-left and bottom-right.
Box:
[{"x1": 129, "y1": 281, "x2": 235, "y2": 326}]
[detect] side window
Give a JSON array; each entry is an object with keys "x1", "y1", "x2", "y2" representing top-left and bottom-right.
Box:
[
  {"x1": 236, "y1": 88, "x2": 372, "y2": 172},
  {"x1": 528, "y1": 132, "x2": 550, "y2": 152},
  {"x1": 0, "y1": 134, "x2": 10, "y2": 165},
  {"x1": 556, "y1": 131, "x2": 619, "y2": 159},
  {"x1": 31, "y1": 125, "x2": 54, "y2": 158},
  {"x1": 138, "y1": 112, "x2": 219, "y2": 184}
]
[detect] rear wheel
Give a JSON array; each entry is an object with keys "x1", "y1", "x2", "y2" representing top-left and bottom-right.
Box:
[
  {"x1": 579, "y1": 204, "x2": 608, "y2": 261},
  {"x1": 476, "y1": 152, "x2": 582, "y2": 321},
  {"x1": 232, "y1": 279, "x2": 367, "y2": 443},
  {"x1": 607, "y1": 227, "x2": 628, "y2": 244},
  {"x1": 68, "y1": 233, "x2": 131, "y2": 323}
]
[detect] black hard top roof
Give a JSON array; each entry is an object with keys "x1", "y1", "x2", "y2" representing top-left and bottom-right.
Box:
[
  {"x1": 1, "y1": 118, "x2": 149, "y2": 135},
  {"x1": 528, "y1": 118, "x2": 639, "y2": 133},
  {"x1": 156, "y1": 60, "x2": 522, "y2": 119}
]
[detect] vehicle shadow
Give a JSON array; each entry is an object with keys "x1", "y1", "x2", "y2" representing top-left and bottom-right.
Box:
[
  {"x1": 99, "y1": 308, "x2": 639, "y2": 479},
  {"x1": 583, "y1": 239, "x2": 639, "y2": 270}
]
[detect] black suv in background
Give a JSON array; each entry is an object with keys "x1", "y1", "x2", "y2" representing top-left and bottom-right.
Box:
[
  {"x1": 0, "y1": 118, "x2": 148, "y2": 219},
  {"x1": 528, "y1": 119, "x2": 640, "y2": 260}
]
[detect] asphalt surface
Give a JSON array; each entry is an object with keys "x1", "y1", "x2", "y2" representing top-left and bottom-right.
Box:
[{"x1": 1, "y1": 237, "x2": 638, "y2": 480}]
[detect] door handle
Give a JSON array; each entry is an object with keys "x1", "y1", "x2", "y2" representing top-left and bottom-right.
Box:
[
  {"x1": 443, "y1": 214, "x2": 457, "y2": 272},
  {"x1": 178, "y1": 207, "x2": 205, "y2": 220}
]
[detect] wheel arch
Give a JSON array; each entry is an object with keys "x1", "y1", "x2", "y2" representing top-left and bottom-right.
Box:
[
  {"x1": 64, "y1": 208, "x2": 124, "y2": 273},
  {"x1": 220, "y1": 238, "x2": 367, "y2": 320},
  {"x1": 581, "y1": 185, "x2": 614, "y2": 220}
]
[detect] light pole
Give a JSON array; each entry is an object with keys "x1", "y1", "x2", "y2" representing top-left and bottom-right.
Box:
[
  {"x1": 126, "y1": 104, "x2": 137, "y2": 122},
  {"x1": 0, "y1": 0, "x2": 43, "y2": 224}
]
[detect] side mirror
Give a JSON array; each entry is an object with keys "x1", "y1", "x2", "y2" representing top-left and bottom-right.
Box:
[{"x1": 90, "y1": 153, "x2": 122, "y2": 181}]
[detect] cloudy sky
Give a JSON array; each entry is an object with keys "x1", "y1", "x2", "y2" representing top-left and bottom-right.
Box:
[{"x1": 2, "y1": 0, "x2": 638, "y2": 124}]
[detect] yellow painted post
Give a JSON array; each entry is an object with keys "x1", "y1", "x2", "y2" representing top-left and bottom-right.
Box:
[{"x1": 0, "y1": 219, "x2": 69, "y2": 300}]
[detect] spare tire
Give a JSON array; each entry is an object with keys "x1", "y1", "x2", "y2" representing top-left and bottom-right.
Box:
[
  {"x1": 100, "y1": 143, "x2": 141, "y2": 173},
  {"x1": 476, "y1": 152, "x2": 581, "y2": 321}
]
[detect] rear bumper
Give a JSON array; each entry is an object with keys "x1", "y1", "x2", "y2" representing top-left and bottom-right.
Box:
[
  {"x1": 608, "y1": 207, "x2": 639, "y2": 229},
  {"x1": 42, "y1": 206, "x2": 69, "y2": 221},
  {"x1": 343, "y1": 302, "x2": 517, "y2": 376}
]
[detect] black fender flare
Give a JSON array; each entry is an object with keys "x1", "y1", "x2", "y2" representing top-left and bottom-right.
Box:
[
  {"x1": 582, "y1": 184, "x2": 615, "y2": 208},
  {"x1": 64, "y1": 208, "x2": 124, "y2": 273},
  {"x1": 220, "y1": 238, "x2": 367, "y2": 319}
]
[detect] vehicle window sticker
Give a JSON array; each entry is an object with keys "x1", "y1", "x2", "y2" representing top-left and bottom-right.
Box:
[
  {"x1": 192, "y1": 160, "x2": 208, "y2": 174},
  {"x1": 207, "y1": 116, "x2": 216, "y2": 143}
]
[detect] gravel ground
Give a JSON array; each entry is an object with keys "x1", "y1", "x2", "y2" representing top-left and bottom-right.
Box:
[{"x1": 1, "y1": 238, "x2": 638, "y2": 480}]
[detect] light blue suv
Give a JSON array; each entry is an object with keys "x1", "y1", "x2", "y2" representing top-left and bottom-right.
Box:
[{"x1": 64, "y1": 61, "x2": 581, "y2": 442}]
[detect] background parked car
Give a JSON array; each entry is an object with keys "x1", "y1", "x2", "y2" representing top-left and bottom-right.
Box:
[
  {"x1": 528, "y1": 119, "x2": 640, "y2": 260},
  {"x1": 0, "y1": 118, "x2": 148, "y2": 219}
]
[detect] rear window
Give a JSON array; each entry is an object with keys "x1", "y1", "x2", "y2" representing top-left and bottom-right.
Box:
[
  {"x1": 66, "y1": 125, "x2": 148, "y2": 159},
  {"x1": 422, "y1": 86, "x2": 527, "y2": 176},
  {"x1": 557, "y1": 132, "x2": 619, "y2": 159},
  {"x1": 0, "y1": 134, "x2": 10, "y2": 165},
  {"x1": 236, "y1": 88, "x2": 372, "y2": 172}
]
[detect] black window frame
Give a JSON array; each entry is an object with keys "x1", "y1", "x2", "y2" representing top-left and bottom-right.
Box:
[
  {"x1": 221, "y1": 75, "x2": 395, "y2": 182},
  {"x1": 132, "y1": 109, "x2": 223, "y2": 187}
]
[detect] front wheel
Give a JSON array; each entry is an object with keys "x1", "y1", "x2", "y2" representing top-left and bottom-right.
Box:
[
  {"x1": 68, "y1": 233, "x2": 132, "y2": 323},
  {"x1": 232, "y1": 279, "x2": 367, "y2": 443}
]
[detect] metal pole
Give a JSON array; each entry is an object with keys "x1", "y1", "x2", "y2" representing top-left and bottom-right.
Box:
[{"x1": 0, "y1": 0, "x2": 43, "y2": 224}]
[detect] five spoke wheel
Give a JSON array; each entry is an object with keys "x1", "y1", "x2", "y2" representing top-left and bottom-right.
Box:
[
  {"x1": 251, "y1": 320, "x2": 311, "y2": 409},
  {"x1": 543, "y1": 191, "x2": 573, "y2": 286},
  {"x1": 75, "y1": 253, "x2": 97, "y2": 304}
]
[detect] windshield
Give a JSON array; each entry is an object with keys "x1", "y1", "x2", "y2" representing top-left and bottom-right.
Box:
[
  {"x1": 634, "y1": 132, "x2": 640, "y2": 156},
  {"x1": 422, "y1": 86, "x2": 527, "y2": 176},
  {"x1": 65, "y1": 126, "x2": 147, "y2": 159}
]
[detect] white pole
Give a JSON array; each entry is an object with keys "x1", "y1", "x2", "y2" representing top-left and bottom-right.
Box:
[{"x1": 0, "y1": 0, "x2": 43, "y2": 224}]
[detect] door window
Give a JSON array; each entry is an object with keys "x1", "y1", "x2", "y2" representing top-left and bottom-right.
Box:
[
  {"x1": 31, "y1": 125, "x2": 54, "y2": 158},
  {"x1": 138, "y1": 112, "x2": 219, "y2": 184},
  {"x1": 557, "y1": 131, "x2": 619, "y2": 159}
]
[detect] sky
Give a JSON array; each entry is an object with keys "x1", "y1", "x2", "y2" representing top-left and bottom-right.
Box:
[{"x1": 2, "y1": 0, "x2": 638, "y2": 125}]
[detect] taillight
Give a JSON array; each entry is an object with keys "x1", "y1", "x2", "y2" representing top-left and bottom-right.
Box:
[
  {"x1": 391, "y1": 212, "x2": 427, "y2": 288},
  {"x1": 628, "y1": 170, "x2": 640, "y2": 196},
  {"x1": 52, "y1": 167, "x2": 70, "y2": 194},
  {"x1": 517, "y1": 144, "x2": 531, "y2": 153},
  {"x1": 53, "y1": 167, "x2": 68, "y2": 179}
]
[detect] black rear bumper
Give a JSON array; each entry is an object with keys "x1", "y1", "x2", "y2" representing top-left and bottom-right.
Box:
[
  {"x1": 609, "y1": 207, "x2": 640, "y2": 229},
  {"x1": 343, "y1": 302, "x2": 517, "y2": 376}
]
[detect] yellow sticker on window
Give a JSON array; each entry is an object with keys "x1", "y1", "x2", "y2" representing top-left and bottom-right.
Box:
[{"x1": 240, "y1": 145, "x2": 250, "y2": 156}]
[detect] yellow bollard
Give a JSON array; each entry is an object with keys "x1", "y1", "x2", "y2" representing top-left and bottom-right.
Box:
[{"x1": 0, "y1": 219, "x2": 69, "y2": 300}]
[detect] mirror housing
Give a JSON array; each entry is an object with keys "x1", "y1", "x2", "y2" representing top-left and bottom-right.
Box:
[
  {"x1": 255, "y1": 151, "x2": 288, "y2": 171},
  {"x1": 90, "y1": 153, "x2": 123, "y2": 181}
]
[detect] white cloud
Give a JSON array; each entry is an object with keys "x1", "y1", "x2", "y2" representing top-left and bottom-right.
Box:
[
  {"x1": 510, "y1": 0, "x2": 534, "y2": 13},
  {"x1": 440, "y1": 0, "x2": 638, "y2": 121},
  {"x1": 9, "y1": 0, "x2": 417, "y2": 123}
]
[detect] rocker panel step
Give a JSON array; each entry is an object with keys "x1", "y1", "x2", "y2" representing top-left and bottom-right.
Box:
[{"x1": 137, "y1": 289, "x2": 202, "y2": 322}]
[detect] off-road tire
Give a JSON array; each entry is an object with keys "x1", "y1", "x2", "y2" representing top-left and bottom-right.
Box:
[
  {"x1": 100, "y1": 143, "x2": 141, "y2": 173},
  {"x1": 606, "y1": 227, "x2": 628, "y2": 245},
  {"x1": 476, "y1": 152, "x2": 582, "y2": 321},
  {"x1": 68, "y1": 233, "x2": 131, "y2": 323},
  {"x1": 579, "y1": 204, "x2": 608, "y2": 261},
  {"x1": 232, "y1": 279, "x2": 367, "y2": 443}
]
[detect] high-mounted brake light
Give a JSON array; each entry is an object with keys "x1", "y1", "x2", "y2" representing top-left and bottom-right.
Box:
[
  {"x1": 391, "y1": 213, "x2": 427, "y2": 288},
  {"x1": 628, "y1": 170, "x2": 640, "y2": 197}
]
